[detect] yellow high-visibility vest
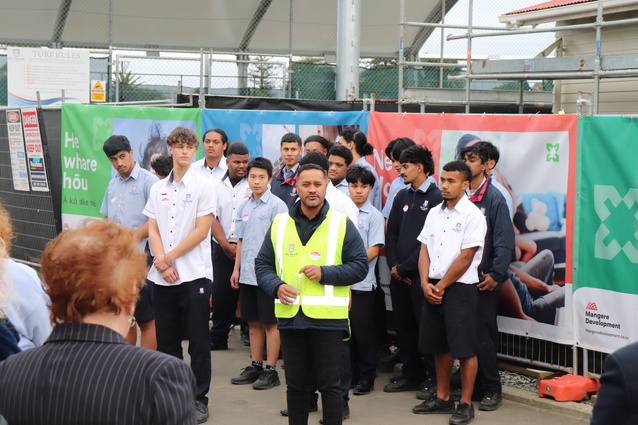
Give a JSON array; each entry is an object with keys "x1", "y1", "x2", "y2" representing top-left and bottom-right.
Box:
[{"x1": 272, "y1": 209, "x2": 349, "y2": 319}]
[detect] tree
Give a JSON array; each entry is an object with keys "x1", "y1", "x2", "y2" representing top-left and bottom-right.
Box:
[
  {"x1": 248, "y1": 55, "x2": 277, "y2": 96},
  {"x1": 112, "y1": 70, "x2": 142, "y2": 101}
]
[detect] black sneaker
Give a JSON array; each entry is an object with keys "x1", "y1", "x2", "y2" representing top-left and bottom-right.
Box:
[
  {"x1": 416, "y1": 377, "x2": 436, "y2": 400},
  {"x1": 252, "y1": 369, "x2": 281, "y2": 390},
  {"x1": 478, "y1": 391, "x2": 502, "y2": 411},
  {"x1": 449, "y1": 402, "x2": 474, "y2": 425},
  {"x1": 230, "y1": 364, "x2": 262, "y2": 385},
  {"x1": 195, "y1": 400, "x2": 209, "y2": 424},
  {"x1": 383, "y1": 377, "x2": 420, "y2": 392},
  {"x1": 412, "y1": 397, "x2": 455, "y2": 414},
  {"x1": 353, "y1": 378, "x2": 374, "y2": 395}
]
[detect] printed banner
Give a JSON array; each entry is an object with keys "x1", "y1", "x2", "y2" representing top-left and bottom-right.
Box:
[
  {"x1": 21, "y1": 108, "x2": 50, "y2": 192},
  {"x1": 7, "y1": 47, "x2": 90, "y2": 106},
  {"x1": 368, "y1": 112, "x2": 577, "y2": 345},
  {"x1": 573, "y1": 116, "x2": 638, "y2": 353},
  {"x1": 5, "y1": 110, "x2": 30, "y2": 191},
  {"x1": 60, "y1": 104, "x2": 201, "y2": 229},
  {"x1": 201, "y1": 110, "x2": 369, "y2": 167}
]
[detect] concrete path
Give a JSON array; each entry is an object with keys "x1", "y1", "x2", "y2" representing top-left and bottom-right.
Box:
[{"x1": 200, "y1": 329, "x2": 591, "y2": 425}]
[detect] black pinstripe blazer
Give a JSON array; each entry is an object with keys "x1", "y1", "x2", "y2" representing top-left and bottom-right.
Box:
[{"x1": 0, "y1": 323, "x2": 197, "y2": 425}]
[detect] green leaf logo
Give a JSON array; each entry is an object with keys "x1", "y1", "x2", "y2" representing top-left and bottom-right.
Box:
[{"x1": 546, "y1": 143, "x2": 560, "y2": 162}]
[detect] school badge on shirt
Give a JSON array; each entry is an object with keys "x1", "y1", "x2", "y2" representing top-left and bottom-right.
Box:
[{"x1": 420, "y1": 200, "x2": 430, "y2": 211}]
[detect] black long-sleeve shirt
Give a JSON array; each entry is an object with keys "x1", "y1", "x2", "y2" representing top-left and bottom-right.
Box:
[
  {"x1": 386, "y1": 180, "x2": 442, "y2": 279},
  {"x1": 469, "y1": 176, "x2": 515, "y2": 284},
  {"x1": 255, "y1": 200, "x2": 368, "y2": 332}
]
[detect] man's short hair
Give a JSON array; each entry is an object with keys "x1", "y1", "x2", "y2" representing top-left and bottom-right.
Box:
[
  {"x1": 297, "y1": 163, "x2": 328, "y2": 179},
  {"x1": 298, "y1": 151, "x2": 329, "y2": 172},
  {"x1": 442, "y1": 160, "x2": 472, "y2": 183},
  {"x1": 399, "y1": 145, "x2": 435, "y2": 176},
  {"x1": 345, "y1": 165, "x2": 375, "y2": 187},
  {"x1": 226, "y1": 141, "x2": 249, "y2": 157},
  {"x1": 328, "y1": 145, "x2": 354, "y2": 166},
  {"x1": 166, "y1": 127, "x2": 199, "y2": 147},
  {"x1": 474, "y1": 141, "x2": 500, "y2": 165},
  {"x1": 390, "y1": 137, "x2": 416, "y2": 161},
  {"x1": 150, "y1": 155, "x2": 173, "y2": 179},
  {"x1": 247, "y1": 157, "x2": 274, "y2": 178},
  {"x1": 280, "y1": 132, "x2": 302, "y2": 147},
  {"x1": 304, "y1": 135, "x2": 332, "y2": 151},
  {"x1": 460, "y1": 143, "x2": 489, "y2": 164},
  {"x1": 103, "y1": 135, "x2": 132, "y2": 157}
]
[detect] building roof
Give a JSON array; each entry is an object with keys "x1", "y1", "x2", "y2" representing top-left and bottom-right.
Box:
[
  {"x1": 504, "y1": 0, "x2": 593, "y2": 16},
  {"x1": 0, "y1": 0, "x2": 454, "y2": 58}
]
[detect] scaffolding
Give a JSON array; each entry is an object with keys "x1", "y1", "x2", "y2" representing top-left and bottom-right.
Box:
[{"x1": 397, "y1": 0, "x2": 638, "y2": 114}]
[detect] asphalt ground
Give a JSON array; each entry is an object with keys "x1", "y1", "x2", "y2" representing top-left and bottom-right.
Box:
[{"x1": 196, "y1": 328, "x2": 591, "y2": 425}]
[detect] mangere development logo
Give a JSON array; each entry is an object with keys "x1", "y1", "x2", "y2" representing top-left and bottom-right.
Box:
[
  {"x1": 546, "y1": 143, "x2": 560, "y2": 162},
  {"x1": 593, "y1": 185, "x2": 638, "y2": 263}
]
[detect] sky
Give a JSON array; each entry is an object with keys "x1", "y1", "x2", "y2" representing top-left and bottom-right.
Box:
[{"x1": 419, "y1": 0, "x2": 556, "y2": 59}]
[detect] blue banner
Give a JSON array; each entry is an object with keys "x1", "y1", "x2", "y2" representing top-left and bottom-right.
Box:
[{"x1": 201, "y1": 110, "x2": 369, "y2": 162}]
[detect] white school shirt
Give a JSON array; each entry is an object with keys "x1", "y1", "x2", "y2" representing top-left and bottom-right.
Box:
[
  {"x1": 326, "y1": 182, "x2": 359, "y2": 224},
  {"x1": 193, "y1": 156, "x2": 228, "y2": 181},
  {"x1": 143, "y1": 166, "x2": 215, "y2": 286},
  {"x1": 213, "y1": 173, "x2": 252, "y2": 244},
  {"x1": 417, "y1": 195, "x2": 486, "y2": 284}
]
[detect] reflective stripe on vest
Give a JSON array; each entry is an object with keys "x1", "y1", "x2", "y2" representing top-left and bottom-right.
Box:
[{"x1": 272, "y1": 209, "x2": 349, "y2": 319}]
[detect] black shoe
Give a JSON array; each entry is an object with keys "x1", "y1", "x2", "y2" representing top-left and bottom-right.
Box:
[
  {"x1": 416, "y1": 377, "x2": 437, "y2": 400},
  {"x1": 449, "y1": 402, "x2": 475, "y2": 424},
  {"x1": 412, "y1": 397, "x2": 455, "y2": 414},
  {"x1": 252, "y1": 369, "x2": 280, "y2": 390},
  {"x1": 353, "y1": 378, "x2": 374, "y2": 395},
  {"x1": 280, "y1": 403, "x2": 318, "y2": 417},
  {"x1": 230, "y1": 364, "x2": 262, "y2": 385},
  {"x1": 389, "y1": 373, "x2": 405, "y2": 383},
  {"x1": 320, "y1": 405, "x2": 350, "y2": 423},
  {"x1": 377, "y1": 349, "x2": 401, "y2": 372},
  {"x1": 383, "y1": 377, "x2": 420, "y2": 393},
  {"x1": 479, "y1": 391, "x2": 502, "y2": 411},
  {"x1": 195, "y1": 401, "x2": 209, "y2": 424},
  {"x1": 210, "y1": 341, "x2": 228, "y2": 351}
]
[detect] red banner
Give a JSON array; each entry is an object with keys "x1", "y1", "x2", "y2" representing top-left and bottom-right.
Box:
[{"x1": 367, "y1": 112, "x2": 578, "y2": 344}]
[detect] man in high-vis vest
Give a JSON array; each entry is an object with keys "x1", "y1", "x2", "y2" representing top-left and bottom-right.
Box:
[{"x1": 256, "y1": 163, "x2": 368, "y2": 425}]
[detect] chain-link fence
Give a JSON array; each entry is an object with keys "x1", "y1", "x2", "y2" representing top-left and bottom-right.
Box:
[
  {"x1": 0, "y1": 1, "x2": 630, "y2": 111},
  {"x1": 0, "y1": 0, "x2": 564, "y2": 107}
]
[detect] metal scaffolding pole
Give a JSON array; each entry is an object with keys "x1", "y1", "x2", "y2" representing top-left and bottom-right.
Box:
[
  {"x1": 465, "y1": 0, "x2": 473, "y2": 113},
  {"x1": 398, "y1": 0, "x2": 405, "y2": 112},
  {"x1": 593, "y1": 0, "x2": 604, "y2": 115},
  {"x1": 439, "y1": 0, "x2": 446, "y2": 89}
]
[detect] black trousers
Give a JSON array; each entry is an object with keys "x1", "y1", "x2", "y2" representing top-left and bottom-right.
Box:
[
  {"x1": 476, "y1": 287, "x2": 502, "y2": 393},
  {"x1": 280, "y1": 329, "x2": 344, "y2": 425},
  {"x1": 389, "y1": 277, "x2": 434, "y2": 381},
  {"x1": 210, "y1": 241, "x2": 239, "y2": 345},
  {"x1": 154, "y1": 278, "x2": 212, "y2": 403},
  {"x1": 349, "y1": 290, "x2": 377, "y2": 382}
]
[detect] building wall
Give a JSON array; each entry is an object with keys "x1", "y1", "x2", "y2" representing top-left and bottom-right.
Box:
[{"x1": 554, "y1": 12, "x2": 638, "y2": 114}]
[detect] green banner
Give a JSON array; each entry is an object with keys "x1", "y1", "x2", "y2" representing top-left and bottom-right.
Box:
[
  {"x1": 60, "y1": 104, "x2": 201, "y2": 228},
  {"x1": 574, "y1": 116, "x2": 638, "y2": 351}
]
